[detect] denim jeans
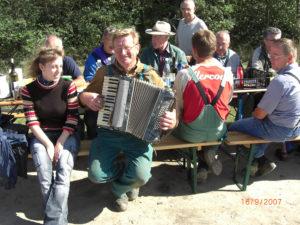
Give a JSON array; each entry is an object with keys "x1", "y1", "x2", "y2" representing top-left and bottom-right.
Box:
[
  {"x1": 88, "y1": 128, "x2": 153, "y2": 198},
  {"x1": 229, "y1": 117, "x2": 300, "y2": 158},
  {"x1": 30, "y1": 132, "x2": 79, "y2": 225}
]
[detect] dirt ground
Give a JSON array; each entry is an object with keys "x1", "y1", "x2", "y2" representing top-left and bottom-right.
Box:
[{"x1": 1, "y1": 145, "x2": 300, "y2": 225}]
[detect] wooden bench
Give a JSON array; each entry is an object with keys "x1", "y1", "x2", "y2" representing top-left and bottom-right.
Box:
[
  {"x1": 225, "y1": 131, "x2": 300, "y2": 191},
  {"x1": 78, "y1": 135, "x2": 221, "y2": 193}
]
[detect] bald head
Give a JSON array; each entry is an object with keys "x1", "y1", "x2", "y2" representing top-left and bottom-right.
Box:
[
  {"x1": 45, "y1": 35, "x2": 63, "y2": 50},
  {"x1": 216, "y1": 30, "x2": 230, "y2": 56},
  {"x1": 180, "y1": 0, "x2": 196, "y2": 23}
]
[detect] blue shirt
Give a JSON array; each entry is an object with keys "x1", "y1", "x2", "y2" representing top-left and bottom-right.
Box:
[
  {"x1": 258, "y1": 63, "x2": 300, "y2": 128},
  {"x1": 83, "y1": 44, "x2": 113, "y2": 81},
  {"x1": 63, "y1": 56, "x2": 81, "y2": 79}
]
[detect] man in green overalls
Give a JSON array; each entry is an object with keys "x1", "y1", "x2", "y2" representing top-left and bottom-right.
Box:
[{"x1": 174, "y1": 29, "x2": 233, "y2": 182}]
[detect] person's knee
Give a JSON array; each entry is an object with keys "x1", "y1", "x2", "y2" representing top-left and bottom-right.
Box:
[
  {"x1": 56, "y1": 163, "x2": 72, "y2": 186},
  {"x1": 132, "y1": 167, "x2": 152, "y2": 187},
  {"x1": 88, "y1": 169, "x2": 104, "y2": 183}
]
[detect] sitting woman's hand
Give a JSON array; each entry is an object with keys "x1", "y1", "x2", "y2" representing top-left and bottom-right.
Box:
[
  {"x1": 45, "y1": 142, "x2": 55, "y2": 162},
  {"x1": 54, "y1": 142, "x2": 64, "y2": 164},
  {"x1": 160, "y1": 109, "x2": 177, "y2": 131}
]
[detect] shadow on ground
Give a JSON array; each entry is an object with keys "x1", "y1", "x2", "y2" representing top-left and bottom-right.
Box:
[{"x1": 1, "y1": 144, "x2": 300, "y2": 224}]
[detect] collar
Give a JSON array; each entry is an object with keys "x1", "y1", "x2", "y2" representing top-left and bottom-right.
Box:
[
  {"x1": 214, "y1": 49, "x2": 229, "y2": 60},
  {"x1": 278, "y1": 63, "x2": 299, "y2": 75},
  {"x1": 37, "y1": 75, "x2": 60, "y2": 89},
  {"x1": 113, "y1": 58, "x2": 144, "y2": 77},
  {"x1": 153, "y1": 43, "x2": 171, "y2": 56},
  {"x1": 184, "y1": 15, "x2": 197, "y2": 24}
]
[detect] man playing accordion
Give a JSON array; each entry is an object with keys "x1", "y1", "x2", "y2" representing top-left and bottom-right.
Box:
[{"x1": 79, "y1": 27, "x2": 176, "y2": 212}]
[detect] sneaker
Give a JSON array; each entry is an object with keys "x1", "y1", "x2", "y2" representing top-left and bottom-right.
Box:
[
  {"x1": 115, "y1": 194, "x2": 128, "y2": 212},
  {"x1": 250, "y1": 161, "x2": 259, "y2": 177},
  {"x1": 275, "y1": 148, "x2": 288, "y2": 161},
  {"x1": 197, "y1": 167, "x2": 208, "y2": 183},
  {"x1": 255, "y1": 159, "x2": 276, "y2": 177},
  {"x1": 203, "y1": 150, "x2": 222, "y2": 176},
  {"x1": 127, "y1": 188, "x2": 139, "y2": 201}
]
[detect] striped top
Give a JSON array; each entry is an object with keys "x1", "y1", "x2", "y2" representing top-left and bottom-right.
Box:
[{"x1": 21, "y1": 78, "x2": 79, "y2": 133}]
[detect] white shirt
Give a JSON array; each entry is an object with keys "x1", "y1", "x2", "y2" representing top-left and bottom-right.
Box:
[{"x1": 176, "y1": 16, "x2": 208, "y2": 56}]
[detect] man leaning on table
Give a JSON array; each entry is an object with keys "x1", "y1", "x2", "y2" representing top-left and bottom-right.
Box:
[{"x1": 229, "y1": 38, "x2": 300, "y2": 177}]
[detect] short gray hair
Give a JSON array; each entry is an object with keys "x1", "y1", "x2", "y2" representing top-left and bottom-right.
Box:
[
  {"x1": 216, "y1": 30, "x2": 230, "y2": 43},
  {"x1": 263, "y1": 27, "x2": 282, "y2": 39}
]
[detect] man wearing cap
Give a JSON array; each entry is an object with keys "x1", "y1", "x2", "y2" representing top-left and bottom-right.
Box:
[
  {"x1": 176, "y1": 0, "x2": 208, "y2": 64},
  {"x1": 140, "y1": 21, "x2": 187, "y2": 79}
]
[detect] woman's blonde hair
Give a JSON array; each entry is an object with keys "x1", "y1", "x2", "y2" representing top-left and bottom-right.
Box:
[{"x1": 28, "y1": 47, "x2": 64, "y2": 78}]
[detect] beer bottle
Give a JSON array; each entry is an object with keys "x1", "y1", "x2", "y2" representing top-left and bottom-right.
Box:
[{"x1": 9, "y1": 58, "x2": 19, "y2": 99}]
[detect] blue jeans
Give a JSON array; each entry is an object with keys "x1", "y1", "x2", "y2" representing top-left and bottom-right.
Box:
[
  {"x1": 30, "y1": 132, "x2": 79, "y2": 225},
  {"x1": 229, "y1": 117, "x2": 300, "y2": 158},
  {"x1": 88, "y1": 128, "x2": 153, "y2": 198}
]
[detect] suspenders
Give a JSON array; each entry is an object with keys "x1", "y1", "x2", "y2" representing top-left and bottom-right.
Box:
[
  {"x1": 107, "y1": 64, "x2": 149, "y2": 80},
  {"x1": 187, "y1": 67, "x2": 226, "y2": 106},
  {"x1": 285, "y1": 72, "x2": 300, "y2": 127}
]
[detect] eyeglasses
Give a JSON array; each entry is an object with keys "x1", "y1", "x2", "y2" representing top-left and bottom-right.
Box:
[
  {"x1": 114, "y1": 44, "x2": 137, "y2": 53},
  {"x1": 181, "y1": 7, "x2": 193, "y2": 12},
  {"x1": 270, "y1": 54, "x2": 285, "y2": 59}
]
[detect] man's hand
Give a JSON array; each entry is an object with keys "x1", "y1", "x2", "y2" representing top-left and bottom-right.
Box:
[
  {"x1": 160, "y1": 109, "x2": 177, "y2": 131},
  {"x1": 80, "y1": 92, "x2": 103, "y2": 111},
  {"x1": 252, "y1": 107, "x2": 268, "y2": 119}
]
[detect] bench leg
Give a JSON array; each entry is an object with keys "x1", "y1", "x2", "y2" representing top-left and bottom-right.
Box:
[
  {"x1": 242, "y1": 145, "x2": 255, "y2": 191},
  {"x1": 189, "y1": 148, "x2": 198, "y2": 194},
  {"x1": 233, "y1": 145, "x2": 254, "y2": 191}
]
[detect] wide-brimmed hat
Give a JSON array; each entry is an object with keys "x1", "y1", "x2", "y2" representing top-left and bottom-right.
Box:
[{"x1": 145, "y1": 21, "x2": 175, "y2": 36}]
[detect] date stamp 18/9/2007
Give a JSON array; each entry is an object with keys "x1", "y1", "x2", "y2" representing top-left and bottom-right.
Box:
[{"x1": 241, "y1": 198, "x2": 282, "y2": 206}]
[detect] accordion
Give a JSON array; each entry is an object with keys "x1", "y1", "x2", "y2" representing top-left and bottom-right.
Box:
[{"x1": 97, "y1": 75, "x2": 175, "y2": 142}]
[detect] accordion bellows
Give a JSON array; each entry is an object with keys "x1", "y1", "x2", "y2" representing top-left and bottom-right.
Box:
[{"x1": 97, "y1": 76, "x2": 175, "y2": 142}]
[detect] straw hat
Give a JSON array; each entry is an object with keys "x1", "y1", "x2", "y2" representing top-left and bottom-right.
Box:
[{"x1": 145, "y1": 21, "x2": 175, "y2": 36}]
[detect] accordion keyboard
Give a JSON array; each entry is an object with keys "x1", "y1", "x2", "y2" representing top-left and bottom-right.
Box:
[{"x1": 97, "y1": 76, "x2": 119, "y2": 127}]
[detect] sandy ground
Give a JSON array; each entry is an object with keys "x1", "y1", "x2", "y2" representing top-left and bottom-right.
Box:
[{"x1": 1, "y1": 145, "x2": 300, "y2": 225}]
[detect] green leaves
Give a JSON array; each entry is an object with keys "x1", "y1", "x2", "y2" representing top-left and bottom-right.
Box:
[{"x1": 0, "y1": 0, "x2": 299, "y2": 69}]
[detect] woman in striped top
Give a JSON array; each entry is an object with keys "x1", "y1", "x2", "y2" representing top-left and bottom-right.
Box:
[{"x1": 21, "y1": 47, "x2": 79, "y2": 225}]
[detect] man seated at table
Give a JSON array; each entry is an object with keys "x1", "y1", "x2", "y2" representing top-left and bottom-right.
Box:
[
  {"x1": 79, "y1": 27, "x2": 176, "y2": 212},
  {"x1": 247, "y1": 27, "x2": 281, "y2": 76},
  {"x1": 140, "y1": 21, "x2": 187, "y2": 79},
  {"x1": 213, "y1": 30, "x2": 241, "y2": 79},
  {"x1": 173, "y1": 29, "x2": 233, "y2": 182},
  {"x1": 229, "y1": 38, "x2": 300, "y2": 177},
  {"x1": 45, "y1": 34, "x2": 86, "y2": 88}
]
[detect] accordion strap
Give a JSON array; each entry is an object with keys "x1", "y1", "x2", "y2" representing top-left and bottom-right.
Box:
[{"x1": 106, "y1": 64, "x2": 149, "y2": 80}]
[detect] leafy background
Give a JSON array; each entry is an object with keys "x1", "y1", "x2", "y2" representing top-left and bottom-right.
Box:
[{"x1": 0, "y1": 0, "x2": 299, "y2": 73}]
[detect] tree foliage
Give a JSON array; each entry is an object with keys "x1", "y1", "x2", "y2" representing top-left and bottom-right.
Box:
[{"x1": 0, "y1": 0, "x2": 299, "y2": 71}]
